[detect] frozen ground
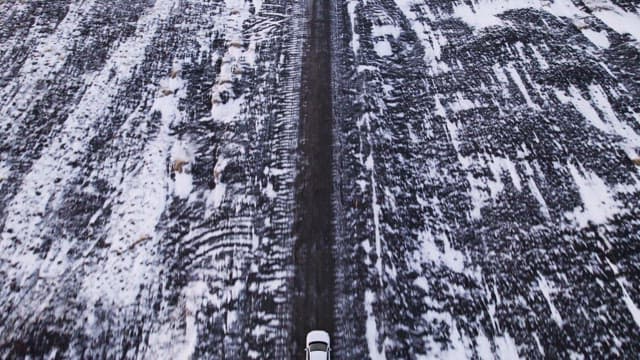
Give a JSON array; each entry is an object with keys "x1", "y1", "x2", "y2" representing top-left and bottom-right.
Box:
[
  {"x1": 333, "y1": 0, "x2": 640, "y2": 358},
  {"x1": 0, "y1": 0, "x2": 302, "y2": 358},
  {"x1": 1, "y1": 0, "x2": 639, "y2": 359}
]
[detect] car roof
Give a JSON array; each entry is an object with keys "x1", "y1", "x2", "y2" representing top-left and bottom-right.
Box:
[
  {"x1": 310, "y1": 352, "x2": 328, "y2": 360},
  {"x1": 306, "y1": 330, "x2": 330, "y2": 346}
]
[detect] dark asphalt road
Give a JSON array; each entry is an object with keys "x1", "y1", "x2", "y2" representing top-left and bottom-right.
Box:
[{"x1": 292, "y1": 0, "x2": 335, "y2": 356}]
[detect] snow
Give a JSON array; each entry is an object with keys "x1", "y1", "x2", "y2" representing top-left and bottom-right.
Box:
[
  {"x1": 371, "y1": 23, "x2": 399, "y2": 57},
  {"x1": 566, "y1": 162, "x2": 621, "y2": 227},
  {"x1": 364, "y1": 290, "x2": 387, "y2": 360},
  {"x1": 528, "y1": 178, "x2": 550, "y2": 218},
  {"x1": 495, "y1": 333, "x2": 520, "y2": 359},
  {"x1": 419, "y1": 229, "x2": 465, "y2": 273},
  {"x1": 371, "y1": 24, "x2": 401, "y2": 39},
  {"x1": 374, "y1": 39, "x2": 393, "y2": 56},
  {"x1": 430, "y1": 323, "x2": 472, "y2": 359},
  {"x1": 146, "y1": 281, "x2": 208, "y2": 359},
  {"x1": 339, "y1": 0, "x2": 640, "y2": 358},
  {"x1": 395, "y1": 0, "x2": 450, "y2": 73},
  {"x1": 0, "y1": 0, "x2": 176, "y2": 293},
  {"x1": 207, "y1": 181, "x2": 227, "y2": 211},
  {"x1": 615, "y1": 277, "x2": 640, "y2": 329},
  {"x1": 588, "y1": 84, "x2": 640, "y2": 158},
  {"x1": 171, "y1": 141, "x2": 194, "y2": 199},
  {"x1": 458, "y1": 154, "x2": 523, "y2": 219},
  {"x1": 173, "y1": 155, "x2": 193, "y2": 199},
  {"x1": 433, "y1": 95, "x2": 447, "y2": 117},
  {"x1": 466, "y1": 173, "x2": 487, "y2": 219},
  {"x1": 174, "y1": 170, "x2": 194, "y2": 198},
  {"x1": 2, "y1": 0, "x2": 640, "y2": 357},
  {"x1": 444, "y1": 117, "x2": 461, "y2": 151},
  {"x1": 492, "y1": 64, "x2": 511, "y2": 98},
  {"x1": 357, "y1": 65, "x2": 379, "y2": 72},
  {"x1": 211, "y1": 0, "x2": 254, "y2": 122},
  {"x1": 452, "y1": 0, "x2": 640, "y2": 50},
  {"x1": 347, "y1": 0, "x2": 360, "y2": 55},
  {"x1": 581, "y1": 29, "x2": 610, "y2": 48},
  {"x1": 449, "y1": 92, "x2": 479, "y2": 113},
  {"x1": 0, "y1": 0, "x2": 96, "y2": 132},
  {"x1": 0, "y1": 0, "x2": 304, "y2": 357},
  {"x1": 538, "y1": 275, "x2": 563, "y2": 326},
  {"x1": 488, "y1": 155, "x2": 522, "y2": 192},
  {"x1": 252, "y1": 0, "x2": 263, "y2": 14},
  {"x1": 368, "y1": 155, "x2": 384, "y2": 280},
  {"x1": 532, "y1": 333, "x2": 545, "y2": 356},
  {"x1": 414, "y1": 314, "x2": 475, "y2": 359},
  {"x1": 177, "y1": 281, "x2": 208, "y2": 360},
  {"x1": 476, "y1": 330, "x2": 494, "y2": 360},
  {"x1": 588, "y1": 84, "x2": 618, "y2": 124},
  {"x1": 583, "y1": 0, "x2": 640, "y2": 43},
  {"x1": 81, "y1": 59, "x2": 186, "y2": 308},
  {"x1": 452, "y1": 0, "x2": 584, "y2": 30},
  {"x1": 0, "y1": 161, "x2": 8, "y2": 184},
  {"x1": 264, "y1": 181, "x2": 277, "y2": 199}
]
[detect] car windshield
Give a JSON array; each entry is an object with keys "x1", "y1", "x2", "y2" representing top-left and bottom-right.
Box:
[{"x1": 308, "y1": 342, "x2": 328, "y2": 352}]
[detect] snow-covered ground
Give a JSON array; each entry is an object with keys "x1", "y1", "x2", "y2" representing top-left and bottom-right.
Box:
[
  {"x1": 333, "y1": 0, "x2": 640, "y2": 358},
  {"x1": 1, "y1": 0, "x2": 640, "y2": 358},
  {"x1": 0, "y1": 0, "x2": 302, "y2": 358}
]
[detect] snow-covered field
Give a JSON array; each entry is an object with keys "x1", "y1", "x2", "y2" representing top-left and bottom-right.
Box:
[
  {"x1": 1, "y1": 0, "x2": 639, "y2": 358},
  {"x1": 0, "y1": 0, "x2": 301, "y2": 358},
  {"x1": 333, "y1": 0, "x2": 640, "y2": 358}
]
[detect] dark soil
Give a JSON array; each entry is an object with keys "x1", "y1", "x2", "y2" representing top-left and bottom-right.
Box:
[{"x1": 292, "y1": 0, "x2": 335, "y2": 356}]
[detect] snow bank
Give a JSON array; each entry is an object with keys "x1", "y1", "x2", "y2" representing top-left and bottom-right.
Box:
[{"x1": 619, "y1": 279, "x2": 640, "y2": 329}]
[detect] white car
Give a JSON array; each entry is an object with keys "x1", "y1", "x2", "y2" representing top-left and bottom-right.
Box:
[{"x1": 305, "y1": 330, "x2": 331, "y2": 360}]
